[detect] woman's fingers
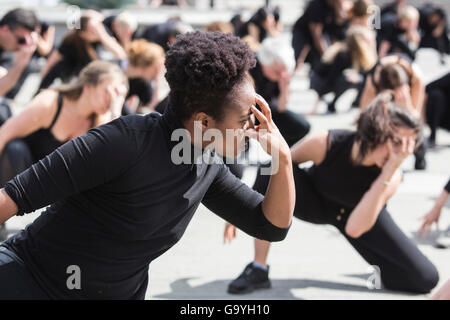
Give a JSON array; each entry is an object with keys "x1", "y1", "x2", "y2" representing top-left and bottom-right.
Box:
[
  {"x1": 407, "y1": 136, "x2": 416, "y2": 154},
  {"x1": 223, "y1": 223, "x2": 237, "y2": 244},
  {"x1": 250, "y1": 105, "x2": 268, "y2": 127},
  {"x1": 418, "y1": 219, "x2": 430, "y2": 237},
  {"x1": 255, "y1": 94, "x2": 272, "y2": 123},
  {"x1": 386, "y1": 139, "x2": 394, "y2": 156},
  {"x1": 401, "y1": 136, "x2": 407, "y2": 154},
  {"x1": 244, "y1": 128, "x2": 259, "y2": 141}
]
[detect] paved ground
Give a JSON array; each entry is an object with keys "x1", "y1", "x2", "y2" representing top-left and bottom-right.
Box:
[{"x1": 1, "y1": 1, "x2": 450, "y2": 300}]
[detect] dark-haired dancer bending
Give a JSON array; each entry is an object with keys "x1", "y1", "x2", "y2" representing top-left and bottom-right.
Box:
[
  {"x1": 0, "y1": 31, "x2": 295, "y2": 299},
  {"x1": 226, "y1": 94, "x2": 439, "y2": 295}
]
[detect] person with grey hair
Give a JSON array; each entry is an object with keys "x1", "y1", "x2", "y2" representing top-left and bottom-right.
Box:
[
  {"x1": 103, "y1": 11, "x2": 138, "y2": 50},
  {"x1": 249, "y1": 37, "x2": 310, "y2": 147}
]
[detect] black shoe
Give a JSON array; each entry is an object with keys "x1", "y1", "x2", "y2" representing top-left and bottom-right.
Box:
[
  {"x1": 0, "y1": 224, "x2": 8, "y2": 242},
  {"x1": 327, "y1": 103, "x2": 336, "y2": 114},
  {"x1": 227, "y1": 263, "x2": 271, "y2": 294},
  {"x1": 414, "y1": 156, "x2": 427, "y2": 170}
]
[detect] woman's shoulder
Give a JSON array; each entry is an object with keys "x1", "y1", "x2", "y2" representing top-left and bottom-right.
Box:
[
  {"x1": 327, "y1": 129, "x2": 355, "y2": 151},
  {"x1": 118, "y1": 112, "x2": 162, "y2": 132},
  {"x1": 30, "y1": 89, "x2": 59, "y2": 113}
]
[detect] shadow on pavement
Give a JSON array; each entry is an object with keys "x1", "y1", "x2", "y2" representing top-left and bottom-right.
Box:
[{"x1": 151, "y1": 276, "x2": 421, "y2": 299}]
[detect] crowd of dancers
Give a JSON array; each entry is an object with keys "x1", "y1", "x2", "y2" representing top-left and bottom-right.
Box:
[{"x1": 0, "y1": 0, "x2": 448, "y2": 299}]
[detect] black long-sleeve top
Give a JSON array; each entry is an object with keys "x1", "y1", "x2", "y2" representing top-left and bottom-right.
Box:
[{"x1": 3, "y1": 105, "x2": 289, "y2": 299}]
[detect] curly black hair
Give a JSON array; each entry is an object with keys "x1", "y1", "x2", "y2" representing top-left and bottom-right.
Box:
[{"x1": 165, "y1": 31, "x2": 256, "y2": 122}]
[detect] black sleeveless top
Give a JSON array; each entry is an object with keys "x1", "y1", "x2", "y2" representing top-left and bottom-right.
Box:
[
  {"x1": 308, "y1": 129, "x2": 382, "y2": 208},
  {"x1": 24, "y1": 93, "x2": 66, "y2": 162}
]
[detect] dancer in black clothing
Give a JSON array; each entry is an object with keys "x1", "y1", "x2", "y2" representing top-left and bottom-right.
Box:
[
  {"x1": 378, "y1": 5, "x2": 420, "y2": 60},
  {"x1": 103, "y1": 12, "x2": 138, "y2": 50},
  {"x1": 137, "y1": 18, "x2": 192, "y2": 52},
  {"x1": 237, "y1": 7, "x2": 278, "y2": 44},
  {"x1": 0, "y1": 31, "x2": 295, "y2": 299},
  {"x1": 250, "y1": 37, "x2": 310, "y2": 147},
  {"x1": 5, "y1": 19, "x2": 55, "y2": 100},
  {"x1": 103, "y1": 11, "x2": 137, "y2": 51},
  {"x1": 291, "y1": 0, "x2": 350, "y2": 72},
  {"x1": 309, "y1": 25, "x2": 377, "y2": 114},
  {"x1": 0, "y1": 60, "x2": 128, "y2": 242},
  {"x1": 419, "y1": 4, "x2": 450, "y2": 60},
  {"x1": 360, "y1": 54, "x2": 427, "y2": 170},
  {"x1": 123, "y1": 39, "x2": 165, "y2": 114},
  {"x1": 0, "y1": 8, "x2": 38, "y2": 100},
  {"x1": 425, "y1": 72, "x2": 450, "y2": 147},
  {"x1": 39, "y1": 14, "x2": 126, "y2": 90},
  {"x1": 360, "y1": 54, "x2": 424, "y2": 117},
  {"x1": 226, "y1": 94, "x2": 438, "y2": 295}
]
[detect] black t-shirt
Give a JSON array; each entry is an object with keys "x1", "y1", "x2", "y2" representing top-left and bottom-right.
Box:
[
  {"x1": 3, "y1": 105, "x2": 289, "y2": 299},
  {"x1": 445, "y1": 179, "x2": 450, "y2": 193},
  {"x1": 127, "y1": 77, "x2": 153, "y2": 106},
  {"x1": 249, "y1": 59, "x2": 280, "y2": 111},
  {"x1": 381, "y1": 2, "x2": 399, "y2": 17},
  {"x1": 294, "y1": 0, "x2": 347, "y2": 44},
  {"x1": 57, "y1": 36, "x2": 100, "y2": 75}
]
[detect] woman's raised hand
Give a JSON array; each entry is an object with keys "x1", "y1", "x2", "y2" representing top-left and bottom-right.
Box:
[{"x1": 244, "y1": 94, "x2": 290, "y2": 161}]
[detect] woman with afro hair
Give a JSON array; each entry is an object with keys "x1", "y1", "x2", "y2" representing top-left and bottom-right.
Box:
[{"x1": 0, "y1": 31, "x2": 295, "y2": 299}]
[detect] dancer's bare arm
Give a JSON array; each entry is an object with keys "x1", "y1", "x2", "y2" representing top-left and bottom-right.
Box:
[{"x1": 0, "y1": 189, "x2": 18, "y2": 224}]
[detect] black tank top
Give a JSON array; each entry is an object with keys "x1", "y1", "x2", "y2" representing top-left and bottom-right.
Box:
[
  {"x1": 308, "y1": 129, "x2": 382, "y2": 208},
  {"x1": 24, "y1": 93, "x2": 66, "y2": 161}
]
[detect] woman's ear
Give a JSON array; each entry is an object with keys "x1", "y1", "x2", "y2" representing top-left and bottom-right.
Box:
[{"x1": 194, "y1": 112, "x2": 211, "y2": 130}]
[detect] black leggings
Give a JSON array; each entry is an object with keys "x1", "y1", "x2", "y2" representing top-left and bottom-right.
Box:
[
  {"x1": 253, "y1": 165, "x2": 439, "y2": 294},
  {"x1": 0, "y1": 245, "x2": 49, "y2": 299}
]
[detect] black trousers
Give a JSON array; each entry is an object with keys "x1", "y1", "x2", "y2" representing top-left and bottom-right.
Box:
[
  {"x1": 0, "y1": 245, "x2": 50, "y2": 299},
  {"x1": 426, "y1": 88, "x2": 450, "y2": 142},
  {"x1": 272, "y1": 109, "x2": 310, "y2": 147},
  {"x1": 253, "y1": 164, "x2": 439, "y2": 294},
  {"x1": 310, "y1": 73, "x2": 364, "y2": 112},
  {"x1": 0, "y1": 139, "x2": 34, "y2": 187}
]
